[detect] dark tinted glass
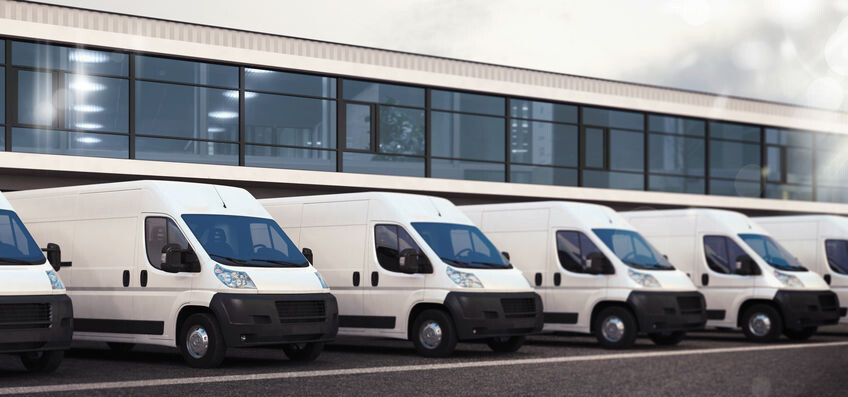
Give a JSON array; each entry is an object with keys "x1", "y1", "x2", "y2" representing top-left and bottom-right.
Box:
[
  {"x1": 431, "y1": 111, "x2": 504, "y2": 161},
  {"x1": 0, "y1": 210, "x2": 47, "y2": 265},
  {"x1": 648, "y1": 115, "x2": 705, "y2": 136},
  {"x1": 135, "y1": 81, "x2": 238, "y2": 141},
  {"x1": 583, "y1": 107, "x2": 644, "y2": 130},
  {"x1": 649, "y1": 134, "x2": 705, "y2": 176},
  {"x1": 135, "y1": 137, "x2": 238, "y2": 165},
  {"x1": 766, "y1": 146, "x2": 782, "y2": 182},
  {"x1": 825, "y1": 240, "x2": 848, "y2": 274},
  {"x1": 510, "y1": 165, "x2": 577, "y2": 187},
  {"x1": 709, "y1": 179, "x2": 761, "y2": 198},
  {"x1": 765, "y1": 128, "x2": 812, "y2": 147},
  {"x1": 245, "y1": 93, "x2": 335, "y2": 148},
  {"x1": 556, "y1": 231, "x2": 604, "y2": 273},
  {"x1": 709, "y1": 140, "x2": 760, "y2": 180},
  {"x1": 593, "y1": 229, "x2": 674, "y2": 270},
  {"x1": 17, "y1": 70, "x2": 54, "y2": 126},
  {"x1": 12, "y1": 41, "x2": 128, "y2": 76},
  {"x1": 583, "y1": 170, "x2": 644, "y2": 191},
  {"x1": 182, "y1": 214, "x2": 308, "y2": 267},
  {"x1": 12, "y1": 128, "x2": 127, "y2": 159},
  {"x1": 0, "y1": 40, "x2": 4, "y2": 63},
  {"x1": 703, "y1": 236, "x2": 732, "y2": 274},
  {"x1": 65, "y1": 74, "x2": 129, "y2": 132},
  {"x1": 510, "y1": 121, "x2": 577, "y2": 167},
  {"x1": 431, "y1": 158, "x2": 504, "y2": 182},
  {"x1": 510, "y1": 99, "x2": 577, "y2": 123},
  {"x1": 411, "y1": 222, "x2": 509, "y2": 269},
  {"x1": 379, "y1": 106, "x2": 425, "y2": 155},
  {"x1": 145, "y1": 217, "x2": 189, "y2": 270},
  {"x1": 649, "y1": 175, "x2": 705, "y2": 194},
  {"x1": 584, "y1": 127, "x2": 605, "y2": 168},
  {"x1": 345, "y1": 103, "x2": 371, "y2": 150},
  {"x1": 610, "y1": 129, "x2": 644, "y2": 172},
  {"x1": 343, "y1": 80, "x2": 424, "y2": 107},
  {"x1": 135, "y1": 55, "x2": 237, "y2": 88},
  {"x1": 710, "y1": 121, "x2": 759, "y2": 142},
  {"x1": 245, "y1": 145, "x2": 335, "y2": 172},
  {"x1": 431, "y1": 90, "x2": 504, "y2": 116},
  {"x1": 0, "y1": 66, "x2": 4, "y2": 124},
  {"x1": 343, "y1": 152, "x2": 424, "y2": 177},
  {"x1": 245, "y1": 68, "x2": 336, "y2": 97},
  {"x1": 375, "y1": 224, "x2": 426, "y2": 272}
]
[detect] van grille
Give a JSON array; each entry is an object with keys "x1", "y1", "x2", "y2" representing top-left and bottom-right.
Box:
[
  {"x1": 501, "y1": 298, "x2": 537, "y2": 319},
  {"x1": 275, "y1": 300, "x2": 326, "y2": 324},
  {"x1": 818, "y1": 294, "x2": 838, "y2": 311},
  {"x1": 677, "y1": 296, "x2": 704, "y2": 314},
  {"x1": 0, "y1": 303, "x2": 52, "y2": 329}
]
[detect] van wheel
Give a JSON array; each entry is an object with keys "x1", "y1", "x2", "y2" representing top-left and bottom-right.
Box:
[
  {"x1": 648, "y1": 331, "x2": 686, "y2": 346},
  {"x1": 486, "y1": 336, "x2": 526, "y2": 353},
  {"x1": 283, "y1": 342, "x2": 324, "y2": 362},
  {"x1": 741, "y1": 304, "x2": 783, "y2": 343},
  {"x1": 178, "y1": 313, "x2": 227, "y2": 368},
  {"x1": 107, "y1": 342, "x2": 135, "y2": 353},
  {"x1": 593, "y1": 306, "x2": 638, "y2": 349},
  {"x1": 783, "y1": 326, "x2": 817, "y2": 341},
  {"x1": 412, "y1": 309, "x2": 458, "y2": 358},
  {"x1": 20, "y1": 350, "x2": 63, "y2": 373}
]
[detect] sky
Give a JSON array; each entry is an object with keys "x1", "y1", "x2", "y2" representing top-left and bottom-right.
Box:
[{"x1": 35, "y1": 0, "x2": 848, "y2": 111}]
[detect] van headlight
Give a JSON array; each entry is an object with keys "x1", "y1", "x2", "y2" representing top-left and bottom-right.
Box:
[
  {"x1": 446, "y1": 266, "x2": 483, "y2": 288},
  {"x1": 214, "y1": 264, "x2": 256, "y2": 289},
  {"x1": 774, "y1": 270, "x2": 804, "y2": 288},
  {"x1": 314, "y1": 272, "x2": 328, "y2": 289},
  {"x1": 628, "y1": 269, "x2": 661, "y2": 288},
  {"x1": 45, "y1": 270, "x2": 64, "y2": 290}
]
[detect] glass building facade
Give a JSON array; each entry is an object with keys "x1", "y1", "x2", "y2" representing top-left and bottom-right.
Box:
[{"x1": 3, "y1": 38, "x2": 848, "y2": 203}]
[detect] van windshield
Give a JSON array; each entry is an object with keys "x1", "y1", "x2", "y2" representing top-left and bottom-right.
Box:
[
  {"x1": 411, "y1": 222, "x2": 510, "y2": 269},
  {"x1": 0, "y1": 210, "x2": 46, "y2": 265},
  {"x1": 182, "y1": 214, "x2": 309, "y2": 268},
  {"x1": 592, "y1": 229, "x2": 675, "y2": 271},
  {"x1": 739, "y1": 234, "x2": 807, "y2": 272}
]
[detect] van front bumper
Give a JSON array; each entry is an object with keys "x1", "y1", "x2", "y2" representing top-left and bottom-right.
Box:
[
  {"x1": 0, "y1": 294, "x2": 73, "y2": 354},
  {"x1": 774, "y1": 290, "x2": 841, "y2": 330},
  {"x1": 210, "y1": 293, "x2": 338, "y2": 348},
  {"x1": 627, "y1": 291, "x2": 707, "y2": 333},
  {"x1": 444, "y1": 292, "x2": 543, "y2": 341}
]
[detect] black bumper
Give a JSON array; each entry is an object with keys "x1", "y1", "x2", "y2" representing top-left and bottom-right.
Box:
[
  {"x1": 444, "y1": 292, "x2": 543, "y2": 341},
  {"x1": 210, "y1": 293, "x2": 338, "y2": 348},
  {"x1": 774, "y1": 290, "x2": 841, "y2": 330},
  {"x1": 0, "y1": 294, "x2": 73, "y2": 354},
  {"x1": 627, "y1": 291, "x2": 707, "y2": 333}
]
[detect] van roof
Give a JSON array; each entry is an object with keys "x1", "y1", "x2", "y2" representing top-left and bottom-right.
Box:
[
  {"x1": 623, "y1": 208, "x2": 767, "y2": 235},
  {"x1": 0, "y1": 192, "x2": 12, "y2": 212},
  {"x1": 756, "y1": 215, "x2": 848, "y2": 234},
  {"x1": 462, "y1": 201, "x2": 635, "y2": 231}
]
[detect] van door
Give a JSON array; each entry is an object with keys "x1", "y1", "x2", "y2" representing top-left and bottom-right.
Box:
[
  {"x1": 363, "y1": 223, "x2": 429, "y2": 334},
  {"x1": 699, "y1": 235, "x2": 755, "y2": 325},
  {"x1": 548, "y1": 230, "x2": 608, "y2": 330},
  {"x1": 133, "y1": 215, "x2": 198, "y2": 340}
]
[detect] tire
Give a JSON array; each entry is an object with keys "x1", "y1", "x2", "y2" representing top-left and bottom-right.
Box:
[
  {"x1": 783, "y1": 326, "x2": 817, "y2": 341},
  {"x1": 648, "y1": 331, "x2": 686, "y2": 346},
  {"x1": 411, "y1": 309, "x2": 458, "y2": 358},
  {"x1": 740, "y1": 304, "x2": 783, "y2": 343},
  {"x1": 178, "y1": 313, "x2": 227, "y2": 368},
  {"x1": 20, "y1": 350, "x2": 63, "y2": 373},
  {"x1": 593, "y1": 306, "x2": 638, "y2": 349},
  {"x1": 283, "y1": 342, "x2": 324, "y2": 362},
  {"x1": 486, "y1": 336, "x2": 526, "y2": 353},
  {"x1": 107, "y1": 342, "x2": 136, "y2": 353}
]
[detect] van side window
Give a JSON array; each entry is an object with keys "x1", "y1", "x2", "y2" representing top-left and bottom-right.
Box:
[
  {"x1": 556, "y1": 231, "x2": 604, "y2": 274},
  {"x1": 375, "y1": 224, "x2": 425, "y2": 273},
  {"x1": 145, "y1": 217, "x2": 189, "y2": 270},
  {"x1": 825, "y1": 240, "x2": 848, "y2": 275},
  {"x1": 703, "y1": 236, "x2": 748, "y2": 275}
]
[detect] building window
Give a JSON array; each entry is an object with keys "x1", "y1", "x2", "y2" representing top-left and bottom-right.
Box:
[
  {"x1": 815, "y1": 132, "x2": 848, "y2": 203},
  {"x1": 708, "y1": 121, "x2": 761, "y2": 198},
  {"x1": 648, "y1": 115, "x2": 705, "y2": 194},
  {"x1": 509, "y1": 99, "x2": 578, "y2": 186},
  {"x1": 764, "y1": 128, "x2": 813, "y2": 201},
  {"x1": 581, "y1": 107, "x2": 645, "y2": 190}
]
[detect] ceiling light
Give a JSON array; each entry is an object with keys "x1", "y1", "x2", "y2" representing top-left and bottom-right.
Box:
[
  {"x1": 245, "y1": 68, "x2": 273, "y2": 74},
  {"x1": 76, "y1": 123, "x2": 103, "y2": 129},
  {"x1": 73, "y1": 104, "x2": 104, "y2": 113},
  {"x1": 69, "y1": 49, "x2": 109, "y2": 63},
  {"x1": 207, "y1": 127, "x2": 225, "y2": 133},
  {"x1": 76, "y1": 136, "x2": 102, "y2": 144},
  {"x1": 208, "y1": 111, "x2": 238, "y2": 119},
  {"x1": 69, "y1": 80, "x2": 106, "y2": 92}
]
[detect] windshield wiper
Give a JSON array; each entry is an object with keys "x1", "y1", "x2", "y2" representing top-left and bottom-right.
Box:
[
  {"x1": 470, "y1": 261, "x2": 509, "y2": 269},
  {"x1": 0, "y1": 257, "x2": 39, "y2": 265},
  {"x1": 249, "y1": 258, "x2": 308, "y2": 267},
  {"x1": 440, "y1": 257, "x2": 471, "y2": 266},
  {"x1": 208, "y1": 253, "x2": 247, "y2": 266}
]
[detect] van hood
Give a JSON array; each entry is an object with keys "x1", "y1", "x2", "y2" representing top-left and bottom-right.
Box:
[
  {"x1": 769, "y1": 269, "x2": 830, "y2": 290},
  {"x1": 639, "y1": 269, "x2": 698, "y2": 291},
  {"x1": 0, "y1": 265, "x2": 60, "y2": 296},
  {"x1": 233, "y1": 266, "x2": 329, "y2": 294},
  {"x1": 466, "y1": 267, "x2": 534, "y2": 292}
]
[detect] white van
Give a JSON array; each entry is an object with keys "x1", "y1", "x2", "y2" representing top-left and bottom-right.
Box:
[
  {"x1": 0, "y1": 192, "x2": 72, "y2": 373},
  {"x1": 7, "y1": 180, "x2": 338, "y2": 368},
  {"x1": 622, "y1": 209, "x2": 840, "y2": 342},
  {"x1": 754, "y1": 215, "x2": 848, "y2": 324},
  {"x1": 260, "y1": 192, "x2": 543, "y2": 357},
  {"x1": 461, "y1": 201, "x2": 706, "y2": 349}
]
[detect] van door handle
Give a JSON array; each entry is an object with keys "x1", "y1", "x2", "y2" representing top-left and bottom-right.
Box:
[
  {"x1": 553, "y1": 273, "x2": 562, "y2": 286},
  {"x1": 701, "y1": 274, "x2": 709, "y2": 286},
  {"x1": 534, "y1": 273, "x2": 542, "y2": 286},
  {"x1": 353, "y1": 272, "x2": 360, "y2": 287},
  {"x1": 122, "y1": 270, "x2": 130, "y2": 287},
  {"x1": 371, "y1": 271, "x2": 379, "y2": 287},
  {"x1": 140, "y1": 270, "x2": 148, "y2": 287},
  {"x1": 824, "y1": 274, "x2": 832, "y2": 285}
]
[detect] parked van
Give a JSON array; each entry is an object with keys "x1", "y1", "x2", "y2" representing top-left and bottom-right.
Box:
[
  {"x1": 754, "y1": 215, "x2": 848, "y2": 324},
  {"x1": 622, "y1": 209, "x2": 840, "y2": 342},
  {"x1": 461, "y1": 201, "x2": 706, "y2": 349},
  {"x1": 7, "y1": 181, "x2": 338, "y2": 368},
  {"x1": 0, "y1": 192, "x2": 72, "y2": 373},
  {"x1": 260, "y1": 192, "x2": 543, "y2": 357}
]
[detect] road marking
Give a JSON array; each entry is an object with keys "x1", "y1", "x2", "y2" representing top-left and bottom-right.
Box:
[{"x1": 2, "y1": 341, "x2": 847, "y2": 395}]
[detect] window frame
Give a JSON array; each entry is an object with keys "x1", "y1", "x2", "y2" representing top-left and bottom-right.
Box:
[
  {"x1": 373, "y1": 223, "x2": 430, "y2": 274},
  {"x1": 702, "y1": 235, "x2": 751, "y2": 276},
  {"x1": 144, "y1": 216, "x2": 195, "y2": 272}
]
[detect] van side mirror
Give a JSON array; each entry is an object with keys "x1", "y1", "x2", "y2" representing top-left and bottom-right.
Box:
[
  {"x1": 735, "y1": 255, "x2": 760, "y2": 276},
  {"x1": 161, "y1": 243, "x2": 188, "y2": 273},
  {"x1": 302, "y1": 247, "x2": 314, "y2": 264},
  {"x1": 42, "y1": 243, "x2": 61, "y2": 272},
  {"x1": 501, "y1": 251, "x2": 510, "y2": 261},
  {"x1": 586, "y1": 252, "x2": 614, "y2": 275},
  {"x1": 398, "y1": 249, "x2": 420, "y2": 274}
]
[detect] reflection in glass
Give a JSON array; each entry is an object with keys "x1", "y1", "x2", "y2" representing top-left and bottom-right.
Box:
[
  {"x1": 245, "y1": 93, "x2": 335, "y2": 148},
  {"x1": 649, "y1": 134, "x2": 704, "y2": 176},
  {"x1": 12, "y1": 41, "x2": 128, "y2": 77},
  {"x1": 510, "y1": 99, "x2": 577, "y2": 124},
  {"x1": 135, "y1": 81, "x2": 238, "y2": 141},
  {"x1": 345, "y1": 103, "x2": 371, "y2": 150},
  {"x1": 510, "y1": 121, "x2": 577, "y2": 167},
  {"x1": 709, "y1": 121, "x2": 759, "y2": 142},
  {"x1": 245, "y1": 68, "x2": 336, "y2": 98},
  {"x1": 431, "y1": 111, "x2": 504, "y2": 162},
  {"x1": 135, "y1": 55, "x2": 237, "y2": 88},
  {"x1": 510, "y1": 165, "x2": 577, "y2": 186},
  {"x1": 378, "y1": 106, "x2": 424, "y2": 155},
  {"x1": 765, "y1": 128, "x2": 812, "y2": 147},
  {"x1": 817, "y1": 187, "x2": 848, "y2": 203},
  {"x1": 765, "y1": 183, "x2": 812, "y2": 201},
  {"x1": 583, "y1": 170, "x2": 643, "y2": 190},
  {"x1": 709, "y1": 179, "x2": 761, "y2": 198},
  {"x1": 648, "y1": 115, "x2": 704, "y2": 136},
  {"x1": 609, "y1": 129, "x2": 644, "y2": 172},
  {"x1": 584, "y1": 127, "x2": 605, "y2": 168},
  {"x1": 65, "y1": 74, "x2": 129, "y2": 132},
  {"x1": 245, "y1": 145, "x2": 335, "y2": 172},
  {"x1": 0, "y1": 66, "x2": 4, "y2": 124},
  {"x1": 17, "y1": 71, "x2": 54, "y2": 126},
  {"x1": 648, "y1": 175, "x2": 705, "y2": 194},
  {"x1": 343, "y1": 152, "x2": 424, "y2": 177},
  {"x1": 431, "y1": 90, "x2": 504, "y2": 116},
  {"x1": 583, "y1": 107, "x2": 643, "y2": 130},
  {"x1": 12, "y1": 128, "x2": 127, "y2": 158},
  {"x1": 431, "y1": 158, "x2": 504, "y2": 182},
  {"x1": 135, "y1": 137, "x2": 238, "y2": 165},
  {"x1": 709, "y1": 140, "x2": 760, "y2": 180},
  {"x1": 343, "y1": 80, "x2": 424, "y2": 107}
]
